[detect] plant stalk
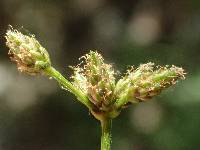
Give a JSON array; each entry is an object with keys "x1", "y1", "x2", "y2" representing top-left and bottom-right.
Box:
[
  {"x1": 44, "y1": 66, "x2": 93, "y2": 109},
  {"x1": 101, "y1": 118, "x2": 112, "y2": 150}
]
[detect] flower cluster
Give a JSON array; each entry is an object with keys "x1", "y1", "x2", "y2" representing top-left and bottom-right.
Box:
[
  {"x1": 72, "y1": 52, "x2": 185, "y2": 115},
  {"x1": 114, "y1": 63, "x2": 185, "y2": 108},
  {"x1": 5, "y1": 27, "x2": 186, "y2": 120},
  {"x1": 72, "y1": 51, "x2": 116, "y2": 112},
  {"x1": 5, "y1": 27, "x2": 51, "y2": 75},
  {"x1": 5, "y1": 27, "x2": 187, "y2": 150}
]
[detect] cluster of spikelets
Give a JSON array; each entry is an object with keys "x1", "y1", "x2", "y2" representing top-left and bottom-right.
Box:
[
  {"x1": 5, "y1": 27, "x2": 186, "y2": 119},
  {"x1": 71, "y1": 52, "x2": 185, "y2": 113}
]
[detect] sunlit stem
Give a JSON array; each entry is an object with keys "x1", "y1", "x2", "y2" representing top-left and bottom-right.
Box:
[
  {"x1": 101, "y1": 118, "x2": 112, "y2": 150},
  {"x1": 44, "y1": 66, "x2": 94, "y2": 109}
]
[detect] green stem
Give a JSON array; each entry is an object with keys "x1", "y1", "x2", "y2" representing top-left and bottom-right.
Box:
[
  {"x1": 44, "y1": 66, "x2": 93, "y2": 109},
  {"x1": 101, "y1": 118, "x2": 112, "y2": 150}
]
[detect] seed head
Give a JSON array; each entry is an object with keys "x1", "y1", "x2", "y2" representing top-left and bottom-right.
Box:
[
  {"x1": 72, "y1": 51, "x2": 186, "y2": 112},
  {"x1": 71, "y1": 51, "x2": 116, "y2": 111},
  {"x1": 5, "y1": 27, "x2": 51, "y2": 75},
  {"x1": 115, "y1": 63, "x2": 186, "y2": 105}
]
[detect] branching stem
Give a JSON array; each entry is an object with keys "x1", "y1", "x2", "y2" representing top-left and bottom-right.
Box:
[{"x1": 44, "y1": 66, "x2": 94, "y2": 109}]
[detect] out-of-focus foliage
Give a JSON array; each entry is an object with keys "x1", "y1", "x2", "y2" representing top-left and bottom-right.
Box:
[{"x1": 0, "y1": 0, "x2": 199, "y2": 150}]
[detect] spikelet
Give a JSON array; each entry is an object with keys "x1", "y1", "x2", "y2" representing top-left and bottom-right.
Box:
[
  {"x1": 115, "y1": 62, "x2": 185, "y2": 106},
  {"x1": 5, "y1": 27, "x2": 51, "y2": 75},
  {"x1": 71, "y1": 51, "x2": 116, "y2": 111}
]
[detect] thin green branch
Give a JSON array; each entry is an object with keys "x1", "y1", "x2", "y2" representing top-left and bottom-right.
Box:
[{"x1": 44, "y1": 66, "x2": 94, "y2": 110}]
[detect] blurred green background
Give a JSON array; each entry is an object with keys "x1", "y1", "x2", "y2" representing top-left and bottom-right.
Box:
[{"x1": 0, "y1": 0, "x2": 200, "y2": 150}]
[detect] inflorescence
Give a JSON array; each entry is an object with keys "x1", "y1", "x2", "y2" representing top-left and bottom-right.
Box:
[
  {"x1": 5, "y1": 27, "x2": 186, "y2": 120},
  {"x1": 71, "y1": 51, "x2": 185, "y2": 118}
]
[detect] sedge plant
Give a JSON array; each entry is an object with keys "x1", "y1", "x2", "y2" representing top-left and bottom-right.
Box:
[{"x1": 5, "y1": 27, "x2": 186, "y2": 150}]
